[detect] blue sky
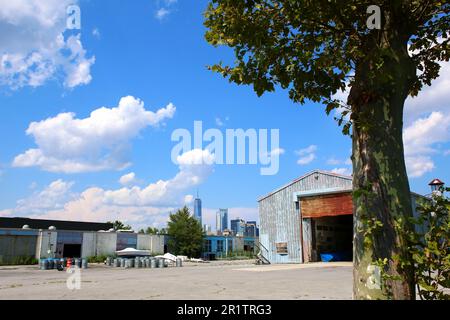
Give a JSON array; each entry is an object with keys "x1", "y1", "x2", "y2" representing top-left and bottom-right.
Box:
[{"x1": 0, "y1": 0, "x2": 449, "y2": 230}]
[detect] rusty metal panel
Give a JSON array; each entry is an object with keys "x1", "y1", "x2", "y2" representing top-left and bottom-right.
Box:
[
  {"x1": 301, "y1": 192, "x2": 353, "y2": 218},
  {"x1": 258, "y1": 170, "x2": 353, "y2": 264}
]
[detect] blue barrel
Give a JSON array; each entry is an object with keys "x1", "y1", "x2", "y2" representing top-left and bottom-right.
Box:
[
  {"x1": 39, "y1": 259, "x2": 45, "y2": 270},
  {"x1": 43, "y1": 259, "x2": 49, "y2": 270},
  {"x1": 47, "y1": 259, "x2": 54, "y2": 269},
  {"x1": 82, "y1": 259, "x2": 88, "y2": 269}
]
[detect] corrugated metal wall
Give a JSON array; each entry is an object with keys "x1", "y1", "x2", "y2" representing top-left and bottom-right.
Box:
[{"x1": 258, "y1": 171, "x2": 352, "y2": 264}]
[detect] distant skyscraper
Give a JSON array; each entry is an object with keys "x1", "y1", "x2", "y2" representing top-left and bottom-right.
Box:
[
  {"x1": 245, "y1": 221, "x2": 259, "y2": 237},
  {"x1": 216, "y1": 208, "x2": 228, "y2": 232},
  {"x1": 194, "y1": 192, "x2": 202, "y2": 225},
  {"x1": 230, "y1": 218, "x2": 245, "y2": 236}
]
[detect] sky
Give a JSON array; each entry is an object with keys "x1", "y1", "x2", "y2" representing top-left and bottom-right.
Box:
[{"x1": 0, "y1": 0, "x2": 449, "y2": 231}]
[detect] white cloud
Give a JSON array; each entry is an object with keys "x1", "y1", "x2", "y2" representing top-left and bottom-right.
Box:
[
  {"x1": 269, "y1": 148, "x2": 285, "y2": 157},
  {"x1": 331, "y1": 167, "x2": 352, "y2": 176},
  {"x1": 215, "y1": 116, "x2": 229, "y2": 127},
  {"x1": 405, "y1": 61, "x2": 450, "y2": 124},
  {"x1": 154, "y1": 0, "x2": 178, "y2": 20},
  {"x1": 13, "y1": 96, "x2": 176, "y2": 173},
  {"x1": 0, "y1": 0, "x2": 95, "y2": 89},
  {"x1": 295, "y1": 145, "x2": 317, "y2": 165},
  {"x1": 7, "y1": 179, "x2": 77, "y2": 216},
  {"x1": 92, "y1": 28, "x2": 101, "y2": 39},
  {"x1": 155, "y1": 8, "x2": 170, "y2": 20},
  {"x1": 215, "y1": 117, "x2": 224, "y2": 127},
  {"x1": 3, "y1": 149, "x2": 215, "y2": 229},
  {"x1": 119, "y1": 172, "x2": 138, "y2": 186},
  {"x1": 403, "y1": 111, "x2": 450, "y2": 177}
]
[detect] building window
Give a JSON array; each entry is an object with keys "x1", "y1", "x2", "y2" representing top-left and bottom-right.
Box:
[
  {"x1": 217, "y1": 240, "x2": 224, "y2": 252},
  {"x1": 204, "y1": 240, "x2": 212, "y2": 252},
  {"x1": 276, "y1": 242, "x2": 288, "y2": 255},
  {"x1": 116, "y1": 233, "x2": 137, "y2": 251}
]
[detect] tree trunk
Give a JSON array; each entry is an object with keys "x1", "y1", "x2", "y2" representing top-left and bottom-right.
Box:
[{"x1": 349, "y1": 28, "x2": 416, "y2": 299}]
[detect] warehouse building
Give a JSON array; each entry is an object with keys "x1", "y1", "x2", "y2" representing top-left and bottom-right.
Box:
[
  {"x1": 0, "y1": 217, "x2": 167, "y2": 264},
  {"x1": 258, "y1": 170, "x2": 427, "y2": 264}
]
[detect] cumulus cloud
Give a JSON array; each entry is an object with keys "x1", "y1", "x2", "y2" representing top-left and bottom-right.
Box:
[
  {"x1": 405, "y1": 61, "x2": 450, "y2": 123},
  {"x1": 119, "y1": 172, "x2": 138, "y2": 186},
  {"x1": 12, "y1": 96, "x2": 176, "y2": 173},
  {"x1": 403, "y1": 111, "x2": 450, "y2": 177},
  {"x1": 3, "y1": 149, "x2": 215, "y2": 229},
  {"x1": 2, "y1": 179, "x2": 77, "y2": 216},
  {"x1": 0, "y1": 0, "x2": 95, "y2": 89},
  {"x1": 295, "y1": 145, "x2": 317, "y2": 165}
]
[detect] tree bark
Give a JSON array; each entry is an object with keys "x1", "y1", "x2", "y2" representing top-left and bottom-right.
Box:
[{"x1": 350, "y1": 26, "x2": 416, "y2": 299}]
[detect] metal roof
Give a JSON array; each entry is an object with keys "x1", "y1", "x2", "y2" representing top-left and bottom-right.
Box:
[{"x1": 257, "y1": 169, "x2": 352, "y2": 202}]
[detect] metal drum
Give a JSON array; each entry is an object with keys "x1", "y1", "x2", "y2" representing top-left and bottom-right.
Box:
[
  {"x1": 176, "y1": 258, "x2": 182, "y2": 267},
  {"x1": 113, "y1": 258, "x2": 119, "y2": 267},
  {"x1": 150, "y1": 258, "x2": 156, "y2": 268},
  {"x1": 47, "y1": 259, "x2": 54, "y2": 270},
  {"x1": 158, "y1": 258, "x2": 165, "y2": 268},
  {"x1": 144, "y1": 258, "x2": 150, "y2": 268},
  {"x1": 135, "y1": 257, "x2": 141, "y2": 268},
  {"x1": 106, "y1": 257, "x2": 111, "y2": 266},
  {"x1": 81, "y1": 259, "x2": 88, "y2": 269}
]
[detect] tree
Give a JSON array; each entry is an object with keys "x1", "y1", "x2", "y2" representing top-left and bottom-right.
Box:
[
  {"x1": 204, "y1": 0, "x2": 449, "y2": 299},
  {"x1": 107, "y1": 220, "x2": 132, "y2": 231},
  {"x1": 167, "y1": 206, "x2": 205, "y2": 257}
]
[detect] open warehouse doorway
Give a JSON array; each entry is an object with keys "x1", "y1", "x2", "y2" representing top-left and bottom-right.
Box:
[{"x1": 300, "y1": 192, "x2": 353, "y2": 263}]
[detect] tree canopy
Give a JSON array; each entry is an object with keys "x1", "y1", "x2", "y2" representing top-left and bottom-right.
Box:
[
  {"x1": 205, "y1": 0, "x2": 449, "y2": 124},
  {"x1": 107, "y1": 220, "x2": 132, "y2": 231},
  {"x1": 167, "y1": 206, "x2": 204, "y2": 258}
]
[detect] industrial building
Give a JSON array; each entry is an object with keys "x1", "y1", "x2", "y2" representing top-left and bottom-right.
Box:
[
  {"x1": 202, "y1": 235, "x2": 257, "y2": 260},
  {"x1": 258, "y1": 170, "x2": 427, "y2": 264},
  {"x1": 0, "y1": 217, "x2": 167, "y2": 264}
]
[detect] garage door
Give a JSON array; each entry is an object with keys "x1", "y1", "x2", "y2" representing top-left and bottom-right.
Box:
[{"x1": 300, "y1": 192, "x2": 353, "y2": 218}]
